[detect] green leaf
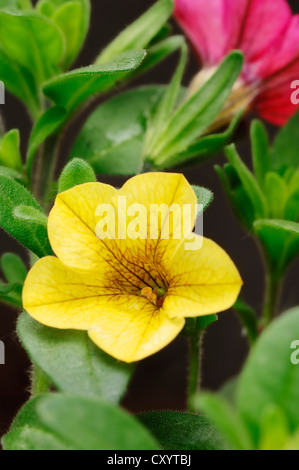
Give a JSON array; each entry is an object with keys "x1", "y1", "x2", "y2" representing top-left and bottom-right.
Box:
[
  {"x1": 1, "y1": 252, "x2": 27, "y2": 282},
  {"x1": 0, "y1": 175, "x2": 51, "y2": 257},
  {"x1": 250, "y1": 120, "x2": 270, "y2": 188},
  {"x1": 71, "y1": 86, "x2": 165, "y2": 175},
  {"x1": 237, "y1": 307, "x2": 299, "y2": 446},
  {"x1": 264, "y1": 172, "x2": 287, "y2": 219},
  {"x1": 156, "y1": 113, "x2": 240, "y2": 169},
  {"x1": 52, "y1": 1, "x2": 88, "y2": 68},
  {"x1": 0, "y1": 48, "x2": 39, "y2": 117},
  {"x1": 36, "y1": 0, "x2": 55, "y2": 16},
  {"x1": 254, "y1": 219, "x2": 299, "y2": 271},
  {"x1": 144, "y1": 41, "x2": 187, "y2": 156},
  {"x1": 225, "y1": 144, "x2": 268, "y2": 219},
  {"x1": 0, "y1": 165, "x2": 23, "y2": 181},
  {"x1": 0, "y1": 11, "x2": 64, "y2": 83},
  {"x1": 97, "y1": 0, "x2": 173, "y2": 64},
  {"x1": 258, "y1": 405, "x2": 289, "y2": 451},
  {"x1": 2, "y1": 396, "x2": 72, "y2": 450},
  {"x1": 233, "y1": 298, "x2": 258, "y2": 345},
  {"x1": 149, "y1": 51, "x2": 243, "y2": 167},
  {"x1": 58, "y1": 158, "x2": 96, "y2": 193},
  {"x1": 14, "y1": 204, "x2": 48, "y2": 226},
  {"x1": 26, "y1": 106, "x2": 66, "y2": 180},
  {"x1": 198, "y1": 393, "x2": 254, "y2": 450},
  {"x1": 136, "y1": 35, "x2": 184, "y2": 77},
  {"x1": 0, "y1": 0, "x2": 19, "y2": 10},
  {"x1": 191, "y1": 185, "x2": 213, "y2": 214},
  {"x1": 215, "y1": 163, "x2": 255, "y2": 229},
  {"x1": 0, "y1": 281, "x2": 21, "y2": 295},
  {"x1": 271, "y1": 110, "x2": 299, "y2": 172},
  {"x1": 3, "y1": 394, "x2": 160, "y2": 450},
  {"x1": 43, "y1": 50, "x2": 146, "y2": 113},
  {"x1": 0, "y1": 129, "x2": 23, "y2": 171},
  {"x1": 138, "y1": 411, "x2": 228, "y2": 450},
  {"x1": 18, "y1": 313, "x2": 133, "y2": 403}
]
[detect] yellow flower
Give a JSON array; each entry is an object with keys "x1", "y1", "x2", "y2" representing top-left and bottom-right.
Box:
[{"x1": 23, "y1": 173, "x2": 242, "y2": 363}]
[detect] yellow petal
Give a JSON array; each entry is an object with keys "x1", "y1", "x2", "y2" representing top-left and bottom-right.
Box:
[
  {"x1": 48, "y1": 182, "x2": 118, "y2": 271},
  {"x1": 115, "y1": 172, "x2": 196, "y2": 238},
  {"x1": 160, "y1": 236, "x2": 243, "y2": 317},
  {"x1": 113, "y1": 172, "x2": 197, "y2": 267},
  {"x1": 23, "y1": 257, "x2": 184, "y2": 362},
  {"x1": 23, "y1": 256, "x2": 110, "y2": 329},
  {"x1": 88, "y1": 306, "x2": 184, "y2": 363}
]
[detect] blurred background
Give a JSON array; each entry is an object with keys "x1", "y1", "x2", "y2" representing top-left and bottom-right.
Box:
[{"x1": 1, "y1": 0, "x2": 299, "y2": 438}]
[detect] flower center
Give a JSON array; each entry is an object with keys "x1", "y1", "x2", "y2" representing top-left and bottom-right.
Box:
[{"x1": 140, "y1": 286, "x2": 167, "y2": 308}]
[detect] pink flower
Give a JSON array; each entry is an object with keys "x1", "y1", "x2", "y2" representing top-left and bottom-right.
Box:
[{"x1": 174, "y1": 0, "x2": 299, "y2": 126}]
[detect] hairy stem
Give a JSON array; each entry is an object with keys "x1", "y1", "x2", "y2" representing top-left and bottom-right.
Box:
[
  {"x1": 261, "y1": 266, "x2": 282, "y2": 328},
  {"x1": 187, "y1": 332, "x2": 203, "y2": 412}
]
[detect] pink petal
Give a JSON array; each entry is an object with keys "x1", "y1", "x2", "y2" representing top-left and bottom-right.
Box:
[
  {"x1": 253, "y1": 15, "x2": 299, "y2": 80},
  {"x1": 256, "y1": 85, "x2": 299, "y2": 126},
  {"x1": 240, "y1": 0, "x2": 292, "y2": 81},
  {"x1": 174, "y1": 0, "x2": 248, "y2": 65}
]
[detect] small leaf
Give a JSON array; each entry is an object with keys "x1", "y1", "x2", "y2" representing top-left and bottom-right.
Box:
[
  {"x1": 225, "y1": 144, "x2": 268, "y2": 219},
  {"x1": 264, "y1": 172, "x2": 287, "y2": 218},
  {"x1": 58, "y1": 158, "x2": 96, "y2": 193},
  {"x1": 250, "y1": 120, "x2": 270, "y2": 188},
  {"x1": 2, "y1": 396, "x2": 72, "y2": 450},
  {"x1": 0, "y1": 165, "x2": 24, "y2": 181},
  {"x1": 0, "y1": 11, "x2": 64, "y2": 83},
  {"x1": 53, "y1": 1, "x2": 86, "y2": 68},
  {"x1": 97, "y1": 0, "x2": 173, "y2": 64},
  {"x1": 1, "y1": 252, "x2": 27, "y2": 283},
  {"x1": 254, "y1": 219, "x2": 299, "y2": 272},
  {"x1": 191, "y1": 185, "x2": 213, "y2": 214},
  {"x1": 3, "y1": 394, "x2": 160, "y2": 450},
  {"x1": 215, "y1": 163, "x2": 255, "y2": 229},
  {"x1": 138, "y1": 411, "x2": 228, "y2": 450},
  {"x1": 233, "y1": 298, "x2": 258, "y2": 345},
  {"x1": 0, "y1": 281, "x2": 21, "y2": 295},
  {"x1": 18, "y1": 313, "x2": 133, "y2": 403},
  {"x1": 14, "y1": 205, "x2": 48, "y2": 226},
  {"x1": 259, "y1": 406, "x2": 289, "y2": 451},
  {"x1": 43, "y1": 50, "x2": 146, "y2": 113},
  {"x1": 0, "y1": 129, "x2": 23, "y2": 171},
  {"x1": 271, "y1": 110, "x2": 299, "y2": 172},
  {"x1": 0, "y1": 175, "x2": 52, "y2": 257},
  {"x1": 0, "y1": 48, "x2": 39, "y2": 118},
  {"x1": 198, "y1": 394, "x2": 254, "y2": 450},
  {"x1": 26, "y1": 106, "x2": 67, "y2": 180}
]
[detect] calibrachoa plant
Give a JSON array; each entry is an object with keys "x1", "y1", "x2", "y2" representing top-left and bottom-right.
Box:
[{"x1": 0, "y1": 0, "x2": 299, "y2": 451}]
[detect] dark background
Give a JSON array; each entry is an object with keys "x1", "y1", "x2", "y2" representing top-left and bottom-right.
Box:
[{"x1": 1, "y1": 0, "x2": 299, "y2": 437}]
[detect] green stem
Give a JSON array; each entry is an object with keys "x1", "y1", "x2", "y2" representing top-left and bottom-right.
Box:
[
  {"x1": 31, "y1": 364, "x2": 50, "y2": 397},
  {"x1": 261, "y1": 266, "x2": 282, "y2": 328},
  {"x1": 33, "y1": 133, "x2": 61, "y2": 209},
  {"x1": 187, "y1": 332, "x2": 203, "y2": 413}
]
